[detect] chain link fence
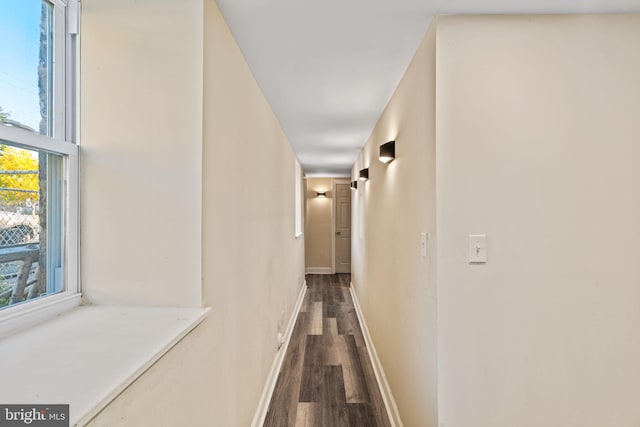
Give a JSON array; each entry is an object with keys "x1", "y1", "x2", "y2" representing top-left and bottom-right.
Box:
[{"x1": 0, "y1": 169, "x2": 40, "y2": 307}]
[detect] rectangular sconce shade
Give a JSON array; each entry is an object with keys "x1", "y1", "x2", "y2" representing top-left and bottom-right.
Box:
[
  {"x1": 316, "y1": 191, "x2": 327, "y2": 198},
  {"x1": 359, "y1": 168, "x2": 369, "y2": 181},
  {"x1": 379, "y1": 140, "x2": 396, "y2": 164},
  {"x1": 350, "y1": 181, "x2": 357, "y2": 190}
]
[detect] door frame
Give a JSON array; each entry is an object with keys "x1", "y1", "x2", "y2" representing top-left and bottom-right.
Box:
[{"x1": 331, "y1": 179, "x2": 351, "y2": 274}]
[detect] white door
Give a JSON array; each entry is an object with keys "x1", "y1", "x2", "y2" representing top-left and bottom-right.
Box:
[{"x1": 334, "y1": 183, "x2": 351, "y2": 273}]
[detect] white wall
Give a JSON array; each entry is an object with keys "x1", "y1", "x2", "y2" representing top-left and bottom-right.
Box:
[
  {"x1": 436, "y1": 15, "x2": 640, "y2": 427},
  {"x1": 351, "y1": 24, "x2": 437, "y2": 427},
  {"x1": 82, "y1": 0, "x2": 306, "y2": 425},
  {"x1": 81, "y1": 0, "x2": 203, "y2": 307}
]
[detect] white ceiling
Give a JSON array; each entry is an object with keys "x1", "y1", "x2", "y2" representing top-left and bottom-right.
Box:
[{"x1": 216, "y1": 0, "x2": 640, "y2": 177}]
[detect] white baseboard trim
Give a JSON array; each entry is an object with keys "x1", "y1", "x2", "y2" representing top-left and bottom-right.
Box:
[
  {"x1": 350, "y1": 284, "x2": 403, "y2": 427},
  {"x1": 251, "y1": 281, "x2": 307, "y2": 427},
  {"x1": 305, "y1": 267, "x2": 332, "y2": 274}
]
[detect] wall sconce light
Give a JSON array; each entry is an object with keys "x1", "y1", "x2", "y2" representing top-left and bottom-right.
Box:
[
  {"x1": 350, "y1": 181, "x2": 357, "y2": 190},
  {"x1": 316, "y1": 191, "x2": 327, "y2": 198},
  {"x1": 359, "y1": 168, "x2": 369, "y2": 181},
  {"x1": 379, "y1": 140, "x2": 396, "y2": 164}
]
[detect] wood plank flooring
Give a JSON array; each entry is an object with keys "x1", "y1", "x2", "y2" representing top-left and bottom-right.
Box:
[{"x1": 264, "y1": 274, "x2": 391, "y2": 427}]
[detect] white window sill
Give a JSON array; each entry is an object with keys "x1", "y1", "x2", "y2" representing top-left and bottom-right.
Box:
[{"x1": 0, "y1": 305, "x2": 210, "y2": 426}]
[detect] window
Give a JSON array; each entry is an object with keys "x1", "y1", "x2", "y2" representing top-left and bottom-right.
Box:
[
  {"x1": 0, "y1": 0, "x2": 79, "y2": 327},
  {"x1": 294, "y1": 159, "x2": 303, "y2": 237}
]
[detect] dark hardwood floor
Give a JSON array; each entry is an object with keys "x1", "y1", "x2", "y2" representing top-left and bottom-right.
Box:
[{"x1": 264, "y1": 274, "x2": 391, "y2": 427}]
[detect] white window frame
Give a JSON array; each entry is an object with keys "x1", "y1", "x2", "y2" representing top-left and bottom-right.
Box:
[
  {"x1": 294, "y1": 159, "x2": 303, "y2": 238},
  {"x1": 0, "y1": 0, "x2": 80, "y2": 338}
]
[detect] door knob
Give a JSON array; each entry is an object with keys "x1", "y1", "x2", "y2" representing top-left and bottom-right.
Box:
[{"x1": 336, "y1": 231, "x2": 340, "y2": 235}]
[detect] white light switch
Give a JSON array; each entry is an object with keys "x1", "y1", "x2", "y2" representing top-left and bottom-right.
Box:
[
  {"x1": 468, "y1": 234, "x2": 487, "y2": 263},
  {"x1": 420, "y1": 232, "x2": 428, "y2": 257}
]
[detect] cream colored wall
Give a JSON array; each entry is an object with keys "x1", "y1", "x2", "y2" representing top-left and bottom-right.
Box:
[
  {"x1": 83, "y1": 0, "x2": 305, "y2": 425},
  {"x1": 81, "y1": 0, "x2": 203, "y2": 307},
  {"x1": 351, "y1": 24, "x2": 437, "y2": 427},
  {"x1": 437, "y1": 15, "x2": 640, "y2": 427},
  {"x1": 305, "y1": 177, "x2": 334, "y2": 269},
  {"x1": 200, "y1": 0, "x2": 305, "y2": 423}
]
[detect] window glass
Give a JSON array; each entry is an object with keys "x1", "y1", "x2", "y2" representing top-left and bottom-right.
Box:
[
  {"x1": 0, "y1": 143, "x2": 63, "y2": 309},
  {"x1": 295, "y1": 161, "x2": 303, "y2": 237},
  {"x1": 0, "y1": 0, "x2": 54, "y2": 136}
]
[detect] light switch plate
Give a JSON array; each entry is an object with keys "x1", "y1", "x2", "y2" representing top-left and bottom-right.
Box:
[
  {"x1": 469, "y1": 234, "x2": 487, "y2": 263},
  {"x1": 420, "y1": 232, "x2": 428, "y2": 257}
]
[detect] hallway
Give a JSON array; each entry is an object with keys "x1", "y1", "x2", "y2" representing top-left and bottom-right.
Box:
[
  {"x1": 264, "y1": 274, "x2": 391, "y2": 427},
  {"x1": 1, "y1": 2, "x2": 637, "y2": 425}
]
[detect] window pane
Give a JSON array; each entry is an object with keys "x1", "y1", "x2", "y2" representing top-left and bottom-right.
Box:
[
  {"x1": 0, "y1": 0, "x2": 54, "y2": 136},
  {"x1": 295, "y1": 161, "x2": 303, "y2": 236},
  {"x1": 0, "y1": 143, "x2": 63, "y2": 309}
]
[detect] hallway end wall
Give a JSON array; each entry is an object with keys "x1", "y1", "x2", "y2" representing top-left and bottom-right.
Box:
[
  {"x1": 351, "y1": 24, "x2": 438, "y2": 427},
  {"x1": 305, "y1": 177, "x2": 346, "y2": 272}
]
